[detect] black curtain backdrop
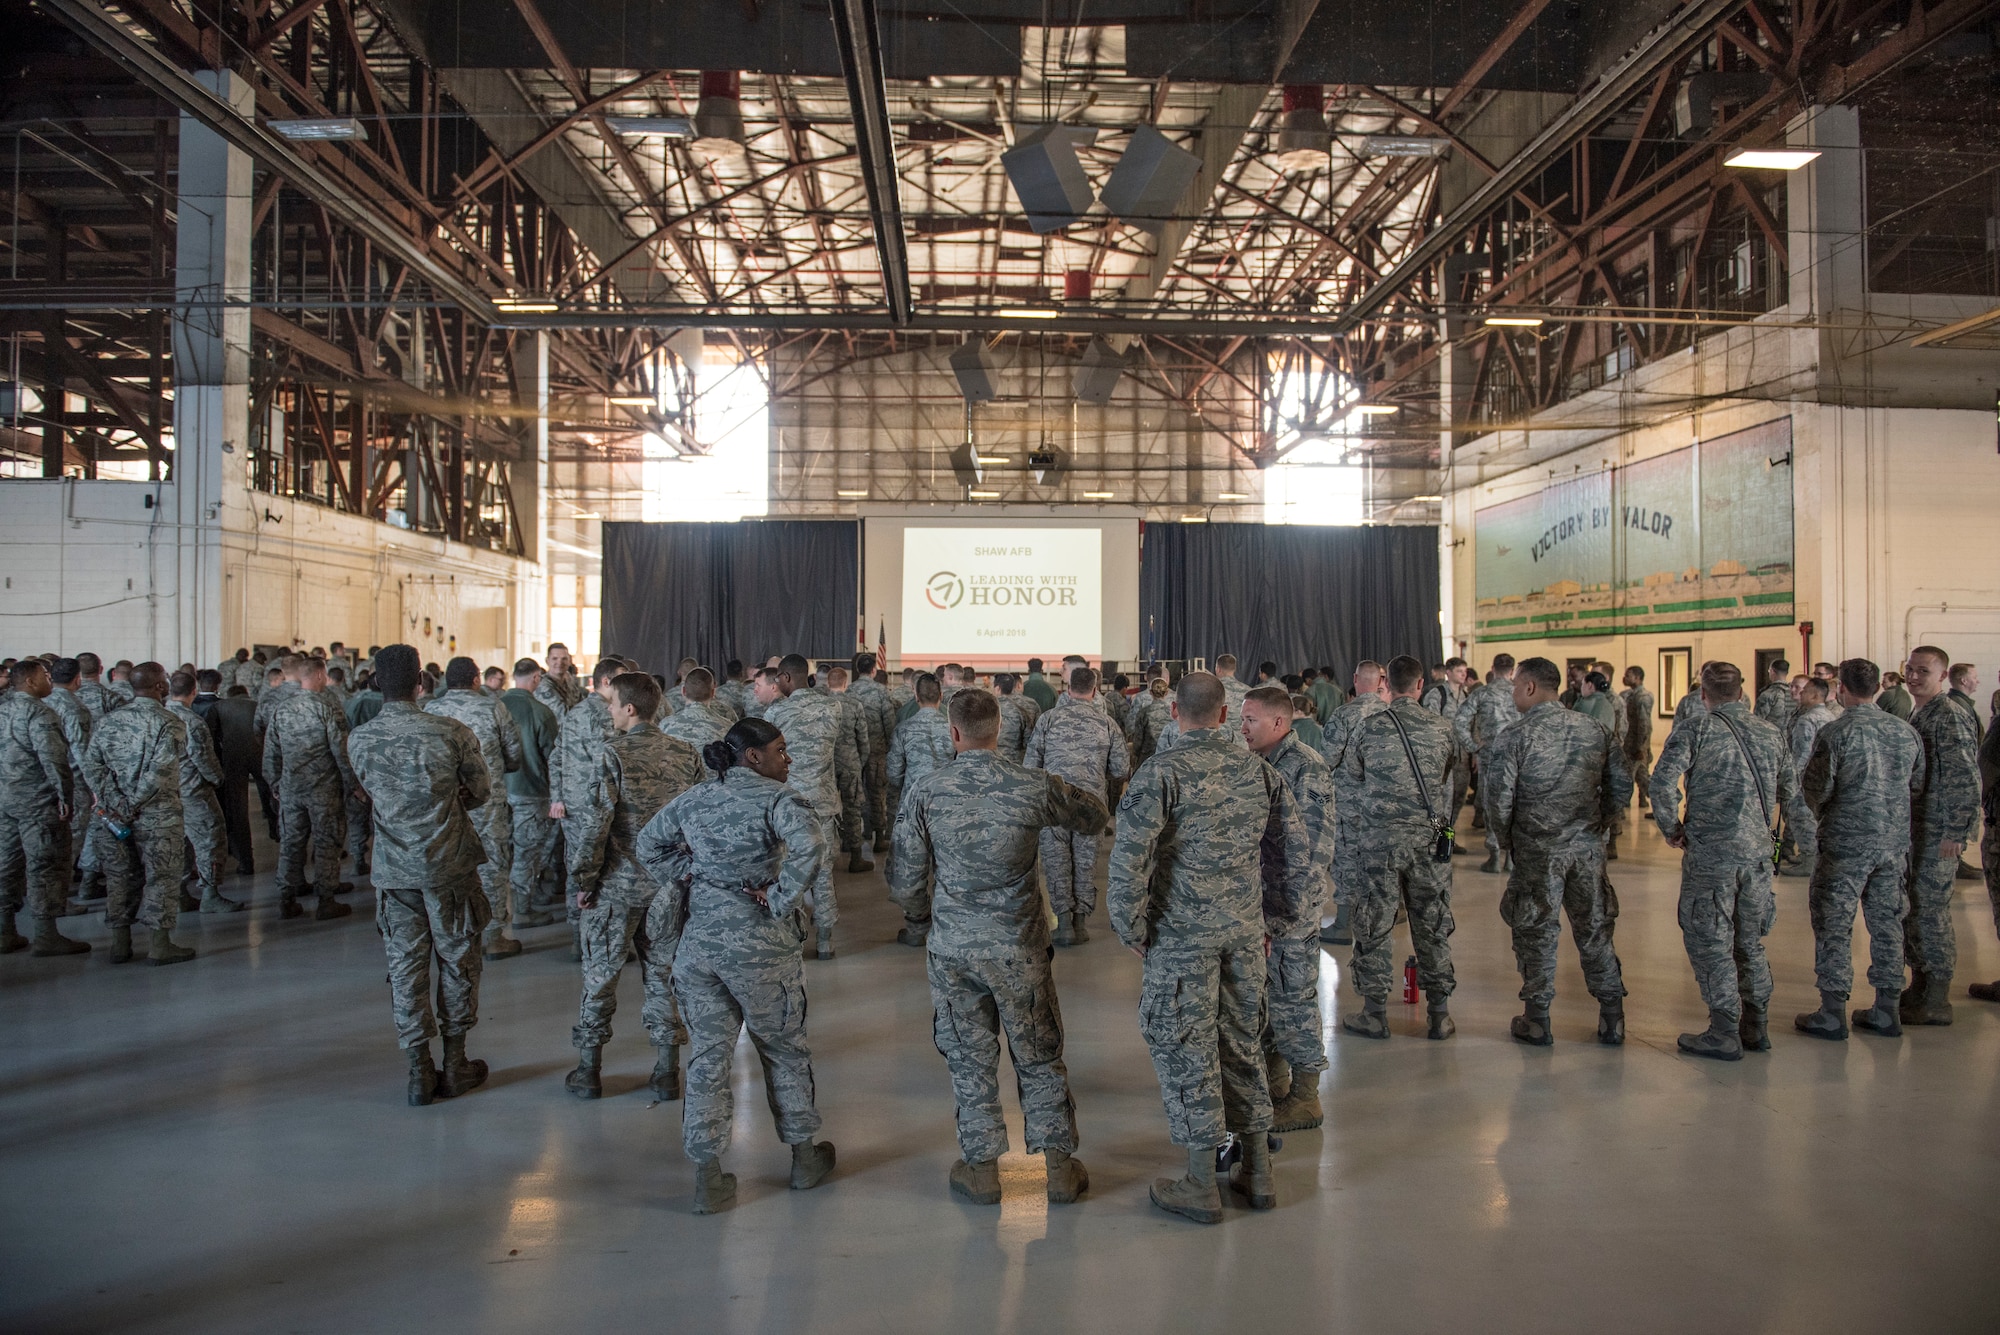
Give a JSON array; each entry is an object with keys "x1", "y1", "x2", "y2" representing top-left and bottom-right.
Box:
[
  {"x1": 1140, "y1": 523, "x2": 1441, "y2": 681},
  {"x1": 600, "y1": 521, "x2": 858, "y2": 672}
]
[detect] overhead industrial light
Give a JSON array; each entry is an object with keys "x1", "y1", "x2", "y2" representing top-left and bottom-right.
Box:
[
  {"x1": 607, "y1": 395, "x2": 657, "y2": 406},
  {"x1": 1081, "y1": 490, "x2": 1114, "y2": 499},
  {"x1": 605, "y1": 116, "x2": 695, "y2": 138},
  {"x1": 1028, "y1": 447, "x2": 1067, "y2": 484},
  {"x1": 1724, "y1": 148, "x2": 1820, "y2": 170},
  {"x1": 1352, "y1": 403, "x2": 1399, "y2": 415},
  {"x1": 693, "y1": 70, "x2": 748, "y2": 161},
  {"x1": 837, "y1": 489, "x2": 868, "y2": 498},
  {"x1": 968, "y1": 489, "x2": 1000, "y2": 499},
  {"x1": 1361, "y1": 135, "x2": 1449, "y2": 158},
  {"x1": 1412, "y1": 494, "x2": 1444, "y2": 502},
  {"x1": 270, "y1": 117, "x2": 367, "y2": 141},
  {"x1": 976, "y1": 454, "x2": 1011, "y2": 464},
  {"x1": 1484, "y1": 315, "x2": 1544, "y2": 327},
  {"x1": 570, "y1": 511, "x2": 602, "y2": 520},
  {"x1": 1274, "y1": 86, "x2": 1330, "y2": 173},
  {"x1": 495, "y1": 298, "x2": 559, "y2": 313},
  {"x1": 1218, "y1": 492, "x2": 1249, "y2": 500},
  {"x1": 997, "y1": 308, "x2": 1059, "y2": 319},
  {"x1": 1179, "y1": 513, "x2": 1209, "y2": 523}
]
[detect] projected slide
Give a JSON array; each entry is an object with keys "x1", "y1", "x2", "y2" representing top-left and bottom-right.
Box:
[{"x1": 900, "y1": 527, "x2": 1102, "y2": 657}]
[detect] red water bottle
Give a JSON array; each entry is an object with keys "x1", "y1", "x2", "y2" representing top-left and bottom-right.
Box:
[{"x1": 1403, "y1": 955, "x2": 1419, "y2": 1004}]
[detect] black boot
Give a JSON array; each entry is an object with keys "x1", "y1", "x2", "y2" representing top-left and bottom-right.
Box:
[
  {"x1": 1739, "y1": 1002, "x2": 1771, "y2": 1052},
  {"x1": 438, "y1": 1033, "x2": 488, "y2": 1097},
  {"x1": 789, "y1": 1139, "x2": 836, "y2": 1190},
  {"x1": 565, "y1": 1045, "x2": 602, "y2": 1099},
  {"x1": 1597, "y1": 998, "x2": 1626, "y2": 1046},
  {"x1": 1677, "y1": 1009, "x2": 1743, "y2": 1061},
  {"x1": 0, "y1": 909, "x2": 24, "y2": 954},
  {"x1": 846, "y1": 850, "x2": 874, "y2": 874},
  {"x1": 407, "y1": 1042, "x2": 438, "y2": 1106}
]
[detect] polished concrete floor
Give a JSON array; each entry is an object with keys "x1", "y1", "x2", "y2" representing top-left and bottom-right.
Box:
[{"x1": 3, "y1": 814, "x2": 1997, "y2": 1333}]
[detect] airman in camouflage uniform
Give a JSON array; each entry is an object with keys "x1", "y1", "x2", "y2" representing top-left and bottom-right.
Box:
[
  {"x1": 1900, "y1": 647, "x2": 1981, "y2": 1025},
  {"x1": 1024, "y1": 669, "x2": 1131, "y2": 945},
  {"x1": 498, "y1": 662, "x2": 560, "y2": 926},
  {"x1": 348, "y1": 645, "x2": 493, "y2": 1106},
  {"x1": 889, "y1": 689, "x2": 1106, "y2": 1206},
  {"x1": 1421, "y1": 660, "x2": 1470, "y2": 825},
  {"x1": 0, "y1": 660, "x2": 87, "y2": 955},
  {"x1": 74, "y1": 654, "x2": 120, "y2": 722},
  {"x1": 1780, "y1": 681, "x2": 1837, "y2": 877},
  {"x1": 1481, "y1": 659, "x2": 1629, "y2": 1046},
  {"x1": 1130, "y1": 679, "x2": 1174, "y2": 765},
  {"x1": 1454, "y1": 656, "x2": 1521, "y2": 872},
  {"x1": 44, "y1": 661, "x2": 93, "y2": 885},
  {"x1": 1650, "y1": 663, "x2": 1794, "y2": 1060},
  {"x1": 1108, "y1": 673, "x2": 1314, "y2": 1224},
  {"x1": 636, "y1": 723, "x2": 836, "y2": 1214},
  {"x1": 1316, "y1": 669, "x2": 1388, "y2": 945},
  {"x1": 1339, "y1": 660, "x2": 1461, "y2": 1041},
  {"x1": 659, "y1": 668, "x2": 731, "y2": 751},
  {"x1": 1755, "y1": 663, "x2": 1798, "y2": 732},
  {"x1": 1621, "y1": 669, "x2": 1656, "y2": 811},
  {"x1": 993, "y1": 676, "x2": 1040, "y2": 763},
  {"x1": 822, "y1": 667, "x2": 876, "y2": 874},
  {"x1": 761, "y1": 655, "x2": 856, "y2": 956},
  {"x1": 534, "y1": 644, "x2": 586, "y2": 721},
  {"x1": 888, "y1": 677, "x2": 954, "y2": 809},
  {"x1": 1793, "y1": 659, "x2": 1923, "y2": 1040},
  {"x1": 565, "y1": 673, "x2": 704, "y2": 1101},
  {"x1": 425, "y1": 662, "x2": 525, "y2": 958},
  {"x1": 848, "y1": 655, "x2": 897, "y2": 852},
  {"x1": 549, "y1": 660, "x2": 624, "y2": 951},
  {"x1": 167, "y1": 674, "x2": 242, "y2": 914},
  {"x1": 80, "y1": 664, "x2": 194, "y2": 964},
  {"x1": 1242, "y1": 687, "x2": 1334, "y2": 1131},
  {"x1": 263, "y1": 662, "x2": 357, "y2": 921}
]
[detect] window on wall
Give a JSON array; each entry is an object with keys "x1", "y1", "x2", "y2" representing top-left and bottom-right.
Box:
[
  {"x1": 1261, "y1": 355, "x2": 1367, "y2": 526},
  {"x1": 642, "y1": 352, "x2": 769, "y2": 522}
]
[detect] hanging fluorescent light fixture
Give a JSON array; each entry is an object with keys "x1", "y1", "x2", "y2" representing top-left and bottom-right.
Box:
[
  {"x1": 968, "y1": 489, "x2": 1000, "y2": 499},
  {"x1": 997, "y1": 308, "x2": 1059, "y2": 319},
  {"x1": 1352, "y1": 404, "x2": 1399, "y2": 415},
  {"x1": 270, "y1": 117, "x2": 367, "y2": 141},
  {"x1": 1361, "y1": 135, "x2": 1448, "y2": 158},
  {"x1": 607, "y1": 395, "x2": 657, "y2": 406},
  {"x1": 1081, "y1": 490, "x2": 1114, "y2": 499},
  {"x1": 1484, "y1": 315, "x2": 1544, "y2": 327},
  {"x1": 495, "y1": 298, "x2": 559, "y2": 313},
  {"x1": 1723, "y1": 148, "x2": 1819, "y2": 170},
  {"x1": 1274, "y1": 86, "x2": 1330, "y2": 173},
  {"x1": 605, "y1": 116, "x2": 695, "y2": 138}
]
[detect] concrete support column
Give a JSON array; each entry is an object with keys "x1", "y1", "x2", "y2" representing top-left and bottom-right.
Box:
[
  {"x1": 1438, "y1": 314, "x2": 1475, "y2": 652},
  {"x1": 1786, "y1": 105, "x2": 1864, "y2": 377},
  {"x1": 509, "y1": 330, "x2": 551, "y2": 654},
  {"x1": 171, "y1": 70, "x2": 254, "y2": 667}
]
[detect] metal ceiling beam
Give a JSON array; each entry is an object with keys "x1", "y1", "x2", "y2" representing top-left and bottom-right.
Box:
[
  {"x1": 828, "y1": 0, "x2": 912, "y2": 324},
  {"x1": 41, "y1": 0, "x2": 499, "y2": 324},
  {"x1": 1333, "y1": 0, "x2": 1743, "y2": 333}
]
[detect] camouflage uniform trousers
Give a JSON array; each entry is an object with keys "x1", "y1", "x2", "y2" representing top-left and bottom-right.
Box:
[
  {"x1": 837, "y1": 763, "x2": 866, "y2": 855},
  {"x1": 862, "y1": 751, "x2": 889, "y2": 844},
  {"x1": 572, "y1": 899, "x2": 685, "y2": 1049},
  {"x1": 510, "y1": 799, "x2": 558, "y2": 915},
  {"x1": 1348, "y1": 845, "x2": 1456, "y2": 1003},
  {"x1": 1262, "y1": 929, "x2": 1328, "y2": 1076},
  {"x1": 1902, "y1": 849, "x2": 1959, "y2": 986},
  {"x1": 1985, "y1": 823, "x2": 2000, "y2": 940},
  {"x1": 1038, "y1": 828, "x2": 1101, "y2": 918},
  {"x1": 928, "y1": 949, "x2": 1078, "y2": 1162},
  {"x1": 375, "y1": 875, "x2": 488, "y2": 1048},
  {"x1": 1474, "y1": 754, "x2": 1502, "y2": 857},
  {"x1": 276, "y1": 778, "x2": 344, "y2": 899},
  {"x1": 1808, "y1": 848, "x2": 1908, "y2": 999},
  {"x1": 673, "y1": 938, "x2": 822, "y2": 1161},
  {"x1": 1138, "y1": 942, "x2": 1272, "y2": 1147},
  {"x1": 66, "y1": 783, "x2": 92, "y2": 872},
  {"x1": 102, "y1": 810, "x2": 185, "y2": 931},
  {"x1": 1676, "y1": 854, "x2": 1777, "y2": 1019},
  {"x1": 467, "y1": 800, "x2": 512, "y2": 932},
  {"x1": 560, "y1": 815, "x2": 592, "y2": 922},
  {"x1": 0, "y1": 803, "x2": 68, "y2": 920},
  {"x1": 182, "y1": 790, "x2": 227, "y2": 899},
  {"x1": 1499, "y1": 841, "x2": 1625, "y2": 1008},
  {"x1": 803, "y1": 800, "x2": 840, "y2": 929},
  {"x1": 1784, "y1": 803, "x2": 1820, "y2": 863},
  {"x1": 345, "y1": 787, "x2": 371, "y2": 870}
]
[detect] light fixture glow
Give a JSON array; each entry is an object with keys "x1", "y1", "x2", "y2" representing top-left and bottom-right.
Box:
[
  {"x1": 605, "y1": 115, "x2": 695, "y2": 138},
  {"x1": 495, "y1": 299, "x2": 558, "y2": 313},
  {"x1": 1412, "y1": 494, "x2": 1444, "y2": 502},
  {"x1": 1218, "y1": 492, "x2": 1249, "y2": 500},
  {"x1": 270, "y1": 117, "x2": 366, "y2": 141},
  {"x1": 968, "y1": 489, "x2": 1000, "y2": 499},
  {"x1": 1353, "y1": 404, "x2": 1399, "y2": 415},
  {"x1": 997, "y1": 308, "x2": 1058, "y2": 319},
  {"x1": 1724, "y1": 149, "x2": 1819, "y2": 171},
  {"x1": 1081, "y1": 490, "x2": 1114, "y2": 499},
  {"x1": 837, "y1": 489, "x2": 868, "y2": 498},
  {"x1": 1484, "y1": 316, "x2": 1544, "y2": 327},
  {"x1": 570, "y1": 511, "x2": 602, "y2": 520},
  {"x1": 607, "y1": 395, "x2": 656, "y2": 406},
  {"x1": 1361, "y1": 134, "x2": 1449, "y2": 158},
  {"x1": 975, "y1": 455, "x2": 1011, "y2": 464},
  {"x1": 1179, "y1": 513, "x2": 1209, "y2": 523}
]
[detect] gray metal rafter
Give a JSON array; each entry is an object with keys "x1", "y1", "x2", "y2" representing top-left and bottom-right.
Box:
[{"x1": 828, "y1": 0, "x2": 912, "y2": 325}]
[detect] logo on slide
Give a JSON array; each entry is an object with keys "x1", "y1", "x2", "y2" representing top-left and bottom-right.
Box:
[{"x1": 924, "y1": 570, "x2": 964, "y2": 610}]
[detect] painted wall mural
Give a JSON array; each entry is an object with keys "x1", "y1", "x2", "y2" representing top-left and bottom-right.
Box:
[{"x1": 1473, "y1": 418, "x2": 1794, "y2": 642}]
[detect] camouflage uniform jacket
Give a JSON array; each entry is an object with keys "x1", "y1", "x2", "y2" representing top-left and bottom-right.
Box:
[
  {"x1": 1755, "y1": 682, "x2": 1799, "y2": 732},
  {"x1": 1454, "y1": 679, "x2": 1521, "y2": 756},
  {"x1": 1024, "y1": 695, "x2": 1131, "y2": 797},
  {"x1": 1483, "y1": 699, "x2": 1630, "y2": 853},
  {"x1": 231, "y1": 660, "x2": 266, "y2": 697},
  {"x1": 1318, "y1": 694, "x2": 1387, "y2": 813},
  {"x1": 716, "y1": 678, "x2": 755, "y2": 720},
  {"x1": 423, "y1": 688, "x2": 524, "y2": 807},
  {"x1": 534, "y1": 670, "x2": 585, "y2": 721},
  {"x1": 848, "y1": 677, "x2": 895, "y2": 755},
  {"x1": 0, "y1": 692, "x2": 73, "y2": 811},
  {"x1": 636, "y1": 766, "x2": 828, "y2": 966},
  {"x1": 888, "y1": 705, "x2": 955, "y2": 797},
  {"x1": 1671, "y1": 687, "x2": 1707, "y2": 731},
  {"x1": 348, "y1": 702, "x2": 489, "y2": 889},
  {"x1": 1339, "y1": 698, "x2": 1460, "y2": 848},
  {"x1": 1621, "y1": 687, "x2": 1656, "y2": 755},
  {"x1": 165, "y1": 699, "x2": 224, "y2": 798},
  {"x1": 1419, "y1": 680, "x2": 1464, "y2": 721},
  {"x1": 995, "y1": 693, "x2": 1039, "y2": 762},
  {"x1": 1107, "y1": 727, "x2": 1314, "y2": 950},
  {"x1": 262, "y1": 690, "x2": 355, "y2": 794},
  {"x1": 1132, "y1": 693, "x2": 1175, "y2": 763},
  {"x1": 1649, "y1": 700, "x2": 1794, "y2": 859},
  {"x1": 254, "y1": 680, "x2": 302, "y2": 736},
  {"x1": 75, "y1": 679, "x2": 120, "y2": 723},
  {"x1": 44, "y1": 689, "x2": 91, "y2": 793},
  {"x1": 1800, "y1": 705, "x2": 1923, "y2": 855},
  {"x1": 764, "y1": 688, "x2": 853, "y2": 811},
  {"x1": 80, "y1": 696, "x2": 180, "y2": 822},
  {"x1": 828, "y1": 692, "x2": 872, "y2": 774},
  {"x1": 659, "y1": 703, "x2": 729, "y2": 750},
  {"x1": 888, "y1": 749, "x2": 1108, "y2": 957},
  {"x1": 1908, "y1": 694, "x2": 1981, "y2": 849},
  {"x1": 570, "y1": 727, "x2": 704, "y2": 905},
  {"x1": 550, "y1": 692, "x2": 615, "y2": 809},
  {"x1": 1787, "y1": 703, "x2": 1836, "y2": 777},
  {"x1": 1261, "y1": 730, "x2": 1335, "y2": 929}
]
